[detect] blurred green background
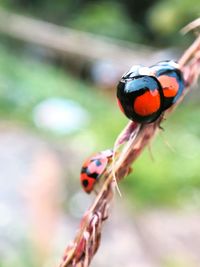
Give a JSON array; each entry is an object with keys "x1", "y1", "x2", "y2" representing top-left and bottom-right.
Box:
[{"x1": 0, "y1": 1, "x2": 200, "y2": 267}]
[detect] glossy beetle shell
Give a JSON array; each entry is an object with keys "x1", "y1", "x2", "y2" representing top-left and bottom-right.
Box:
[
  {"x1": 117, "y1": 74, "x2": 164, "y2": 123},
  {"x1": 80, "y1": 149, "x2": 113, "y2": 193},
  {"x1": 150, "y1": 60, "x2": 185, "y2": 110}
]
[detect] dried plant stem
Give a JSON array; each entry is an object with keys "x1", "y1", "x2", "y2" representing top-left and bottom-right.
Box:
[
  {"x1": 181, "y1": 18, "x2": 200, "y2": 35},
  {"x1": 179, "y1": 34, "x2": 200, "y2": 67},
  {"x1": 59, "y1": 23, "x2": 200, "y2": 267}
]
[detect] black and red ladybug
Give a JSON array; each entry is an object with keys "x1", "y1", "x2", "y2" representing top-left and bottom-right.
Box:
[
  {"x1": 117, "y1": 73, "x2": 164, "y2": 123},
  {"x1": 150, "y1": 60, "x2": 185, "y2": 110},
  {"x1": 80, "y1": 149, "x2": 113, "y2": 193},
  {"x1": 117, "y1": 60, "x2": 185, "y2": 124}
]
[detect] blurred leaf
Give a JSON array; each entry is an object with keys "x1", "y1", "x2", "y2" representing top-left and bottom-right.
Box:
[
  {"x1": 69, "y1": 2, "x2": 143, "y2": 42},
  {"x1": 147, "y1": 0, "x2": 200, "y2": 44}
]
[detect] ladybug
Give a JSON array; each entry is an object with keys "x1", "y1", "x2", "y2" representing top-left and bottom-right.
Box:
[
  {"x1": 150, "y1": 60, "x2": 185, "y2": 110},
  {"x1": 117, "y1": 61, "x2": 185, "y2": 123},
  {"x1": 117, "y1": 71, "x2": 164, "y2": 123},
  {"x1": 80, "y1": 149, "x2": 113, "y2": 193}
]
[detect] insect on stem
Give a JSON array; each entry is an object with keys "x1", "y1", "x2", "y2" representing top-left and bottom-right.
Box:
[{"x1": 59, "y1": 20, "x2": 200, "y2": 267}]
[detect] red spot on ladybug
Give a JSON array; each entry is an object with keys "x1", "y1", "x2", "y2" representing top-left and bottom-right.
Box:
[
  {"x1": 133, "y1": 90, "x2": 161, "y2": 116},
  {"x1": 81, "y1": 173, "x2": 97, "y2": 193},
  {"x1": 150, "y1": 60, "x2": 185, "y2": 110},
  {"x1": 80, "y1": 150, "x2": 113, "y2": 193},
  {"x1": 158, "y1": 75, "x2": 179, "y2": 97}
]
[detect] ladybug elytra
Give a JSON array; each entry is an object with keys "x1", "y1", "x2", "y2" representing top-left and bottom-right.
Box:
[
  {"x1": 150, "y1": 60, "x2": 185, "y2": 110},
  {"x1": 80, "y1": 149, "x2": 113, "y2": 193},
  {"x1": 117, "y1": 74, "x2": 164, "y2": 123},
  {"x1": 117, "y1": 60, "x2": 185, "y2": 124}
]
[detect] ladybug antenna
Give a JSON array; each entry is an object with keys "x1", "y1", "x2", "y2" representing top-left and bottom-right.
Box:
[
  {"x1": 148, "y1": 143, "x2": 155, "y2": 162},
  {"x1": 160, "y1": 131, "x2": 176, "y2": 153}
]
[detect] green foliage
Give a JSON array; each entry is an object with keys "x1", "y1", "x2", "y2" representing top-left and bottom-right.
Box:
[
  {"x1": 0, "y1": 43, "x2": 124, "y2": 142},
  {"x1": 68, "y1": 2, "x2": 143, "y2": 42},
  {"x1": 1, "y1": 0, "x2": 200, "y2": 46},
  {"x1": 148, "y1": 0, "x2": 200, "y2": 45}
]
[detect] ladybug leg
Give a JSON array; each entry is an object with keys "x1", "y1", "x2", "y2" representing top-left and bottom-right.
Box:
[
  {"x1": 93, "y1": 189, "x2": 99, "y2": 195},
  {"x1": 157, "y1": 113, "x2": 166, "y2": 131},
  {"x1": 160, "y1": 132, "x2": 176, "y2": 153},
  {"x1": 123, "y1": 166, "x2": 133, "y2": 177},
  {"x1": 148, "y1": 144, "x2": 155, "y2": 162},
  {"x1": 102, "y1": 215, "x2": 109, "y2": 221},
  {"x1": 158, "y1": 123, "x2": 165, "y2": 131},
  {"x1": 126, "y1": 166, "x2": 132, "y2": 176},
  {"x1": 101, "y1": 203, "x2": 109, "y2": 221}
]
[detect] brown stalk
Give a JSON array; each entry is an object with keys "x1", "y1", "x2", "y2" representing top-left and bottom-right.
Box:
[{"x1": 58, "y1": 21, "x2": 200, "y2": 267}]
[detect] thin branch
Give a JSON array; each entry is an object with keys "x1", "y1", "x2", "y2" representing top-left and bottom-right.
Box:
[{"x1": 181, "y1": 18, "x2": 200, "y2": 34}]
